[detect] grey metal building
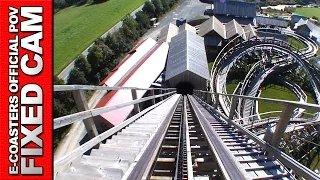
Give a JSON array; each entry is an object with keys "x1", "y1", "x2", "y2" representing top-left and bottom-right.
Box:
[
  {"x1": 165, "y1": 30, "x2": 210, "y2": 94},
  {"x1": 213, "y1": 0, "x2": 256, "y2": 18},
  {"x1": 213, "y1": 0, "x2": 256, "y2": 25},
  {"x1": 255, "y1": 16, "x2": 288, "y2": 28}
]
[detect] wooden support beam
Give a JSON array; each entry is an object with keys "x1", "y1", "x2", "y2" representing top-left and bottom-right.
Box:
[
  {"x1": 267, "y1": 105, "x2": 295, "y2": 158},
  {"x1": 214, "y1": 93, "x2": 219, "y2": 109},
  {"x1": 131, "y1": 89, "x2": 140, "y2": 114},
  {"x1": 151, "y1": 90, "x2": 156, "y2": 105},
  {"x1": 271, "y1": 105, "x2": 295, "y2": 147},
  {"x1": 160, "y1": 89, "x2": 163, "y2": 101},
  {"x1": 228, "y1": 96, "x2": 239, "y2": 121},
  {"x1": 72, "y1": 90, "x2": 98, "y2": 139},
  {"x1": 207, "y1": 92, "x2": 212, "y2": 105}
]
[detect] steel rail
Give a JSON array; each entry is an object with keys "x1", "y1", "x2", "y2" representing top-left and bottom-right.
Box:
[
  {"x1": 183, "y1": 97, "x2": 194, "y2": 180},
  {"x1": 193, "y1": 95, "x2": 320, "y2": 179},
  {"x1": 188, "y1": 95, "x2": 247, "y2": 180},
  {"x1": 196, "y1": 90, "x2": 320, "y2": 111},
  {"x1": 54, "y1": 91, "x2": 176, "y2": 129},
  {"x1": 54, "y1": 85, "x2": 176, "y2": 91},
  {"x1": 126, "y1": 95, "x2": 182, "y2": 180}
]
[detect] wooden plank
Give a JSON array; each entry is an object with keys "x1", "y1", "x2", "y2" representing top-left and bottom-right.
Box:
[
  {"x1": 245, "y1": 164, "x2": 280, "y2": 171},
  {"x1": 251, "y1": 172, "x2": 289, "y2": 180}
]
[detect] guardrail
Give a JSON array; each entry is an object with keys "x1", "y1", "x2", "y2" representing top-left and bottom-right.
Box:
[
  {"x1": 54, "y1": 96, "x2": 176, "y2": 172},
  {"x1": 54, "y1": 85, "x2": 178, "y2": 173},
  {"x1": 193, "y1": 91, "x2": 320, "y2": 179},
  {"x1": 54, "y1": 85, "x2": 177, "y2": 129}
]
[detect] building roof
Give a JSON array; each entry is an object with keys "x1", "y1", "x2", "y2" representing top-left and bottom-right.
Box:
[
  {"x1": 179, "y1": 23, "x2": 197, "y2": 34},
  {"x1": 96, "y1": 42, "x2": 169, "y2": 126},
  {"x1": 215, "y1": 15, "x2": 254, "y2": 25},
  {"x1": 293, "y1": 16, "x2": 320, "y2": 39},
  {"x1": 294, "y1": 19, "x2": 316, "y2": 31},
  {"x1": 199, "y1": 16, "x2": 256, "y2": 40},
  {"x1": 165, "y1": 30, "x2": 209, "y2": 89},
  {"x1": 243, "y1": 24, "x2": 256, "y2": 40},
  {"x1": 100, "y1": 38, "x2": 157, "y2": 86},
  {"x1": 158, "y1": 23, "x2": 179, "y2": 43},
  {"x1": 255, "y1": 16, "x2": 288, "y2": 28},
  {"x1": 198, "y1": 16, "x2": 226, "y2": 38},
  {"x1": 225, "y1": 19, "x2": 244, "y2": 39},
  {"x1": 214, "y1": 0, "x2": 256, "y2": 18}
]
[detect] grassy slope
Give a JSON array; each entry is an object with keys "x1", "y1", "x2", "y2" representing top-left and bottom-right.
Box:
[
  {"x1": 54, "y1": 0, "x2": 145, "y2": 75},
  {"x1": 309, "y1": 148, "x2": 320, "y2": 170},
  {"x1": 295, "y1": 7, "x2": 320, "y2": 20},
  {"x1": 259, "y1": 84, "x2": 316, "y2": 118},
  {"x1": 208, "y1": 62, "x2": 214, "y2": 72},
  {"x1": 259, "y1": 85, "x2": 298, "y2": 118},
  {"x1": 226, "y1": 81, "x2": 238, "y2": 94},
  {"x1": 288, "y1": 37, "x2": 307, "y2": 50}
]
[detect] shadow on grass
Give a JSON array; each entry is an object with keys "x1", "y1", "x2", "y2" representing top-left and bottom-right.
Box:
[{"x1": 85, "y1": 0, "x2": 110, "y2": 7}]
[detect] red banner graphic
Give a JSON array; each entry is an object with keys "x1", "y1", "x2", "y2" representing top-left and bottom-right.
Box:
[{"x1": 0, "y1": 0, "x2": 52, "y2": 179}]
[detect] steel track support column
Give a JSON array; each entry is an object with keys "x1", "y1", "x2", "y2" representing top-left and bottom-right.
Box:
[
  {"x1": 214, "y1": 94, "x2": 219, "y2": 109},
  {"x1": 202, "y1": 91, "x2": 205, "y2": 101},
  {"x1": 206, "y1": 92, "x2": 211, "y2": 104},
  {"x1": 228, "y1": 96, "x2": 239, "y2": 121},
  {"x1": 160, "y1": 89, "x2": 163, "y2": 101},
  {"x1": 72, "y1": 90, "x2": 98, "y2": 139},
  {"x1": 131, "y1": 89, "x2": 140, "y2": 114},
  {"x1": 151, "y1": 90, "x2": 156, "y2": 105},
  {"x1": 267, "y1": 105, "x2": 295, "y2": 158}
]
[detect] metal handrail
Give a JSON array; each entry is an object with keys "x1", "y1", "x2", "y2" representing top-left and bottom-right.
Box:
[
  {"x1": 54, "y1": 91, "x2": 176, "y2": 129},
  {"x1": 54, "y1": 99, "x2": 168, "y2": 171},
  {"x1": 54, "y1": 85, "x2": 176, "y2": 91},
  {"x1": 193, "y1": 95, "x2": 320, "y2": 179},
  {"x1": 195, "y1": 90, "x2": 320, "y2": 111}
]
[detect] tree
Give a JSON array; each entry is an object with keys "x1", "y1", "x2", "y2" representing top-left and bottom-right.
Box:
[
  {"x1": 53, "y1": 76, "x2": 75, "y2": 117},
  {"x1": 93, "y1": 0, "x2": 106, "y2": 4},
  {"x1": 87, "y1": 44, "x2": 104, "y2": 73},
  {"x1": 54, "y1": 98, "x2": 68, "y2": 118},
  {"x1": 135, "y1": 11, "x2": 151, "y2": 35},
  {"x1": 54, "y1": 75, "x2": 65, "y2": 85},
  {"x1": 99, "y1": 67, "x2": 111, "y2": 81},
  {"x1": 168, "y1": 0, "x2": 176, "y2": 7},
  {"x1": 115, "y1": 31, "x2": 134, "y2": 54},
  {"x1": 54, "y1": 0, "x2": 67, "y2": 9},
  {"x1": 101, "y1": 44, "x2": 115, "y2": 69},
  {"x1": 74, "y1": 55, "x2": 91, "y2": 77},
  {"x1": 105, "y1": 32, "x2": 131, "y2": 55},
  {"x1": 153, "y1": 0, "x2": 164, "y2": 17},
  {"x1": 143, "y1": 1, "x2": 156, "y2": 18},
  {"x1": 87, "y1": 72, "x2": 100, "y2": 85},
  {"x1": 105, "y1": 33, "x2": 119, "y2": 54},
  {"x1": 67, "y1": 68, "x2": 88, "y2": 85},
  {"x1": 120, "y1": 15, "x2": 140, "y2": 42},
  {"x1": 161, "y1": 0, "x2": 170, "y2": 13},
  {"x1": 312, "y1": 16, "x2": 319, "y2": 21}
]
